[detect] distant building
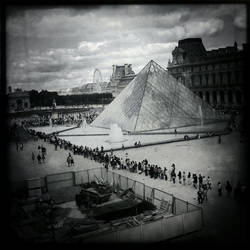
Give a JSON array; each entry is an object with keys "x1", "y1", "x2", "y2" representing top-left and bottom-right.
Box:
[
  {"x1": 109, "y1": 64, "x2": 136, "y2": 96},
  {"x1": 7, "y1": 88, "x2": 30, "y2": 112},
  {"x1": 167, "y1": 38, "x2": 246, "y2": 110},
  {"x1": 59, "y1": 82, "x2": 109, "y2": 95},
  {"x1": 79, "y1": 82, "x2": 109, "y2": 94}
]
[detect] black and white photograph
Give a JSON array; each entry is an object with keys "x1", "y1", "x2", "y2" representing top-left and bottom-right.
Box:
[{"x1": 2, "y1": 1, "x2": 249, "y2": 247}]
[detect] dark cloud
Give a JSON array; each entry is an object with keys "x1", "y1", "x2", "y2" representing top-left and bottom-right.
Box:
[{"x1": 6, "y1": 4, "x2": 247, "y2": 91}]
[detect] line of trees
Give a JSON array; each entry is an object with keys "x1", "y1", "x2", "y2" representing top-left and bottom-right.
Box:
[{"x1": 29, "y1": 90, "x2": 114, "y2": 108}]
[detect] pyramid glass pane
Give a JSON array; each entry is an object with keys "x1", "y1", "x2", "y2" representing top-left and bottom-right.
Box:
[{"x1": 92, "y1": 60, "x2": 222, "y2": 132}]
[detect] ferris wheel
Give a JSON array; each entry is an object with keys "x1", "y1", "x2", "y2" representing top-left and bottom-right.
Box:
[{"x1": 93, "y1": 68, "x2": 102, "y2": 93}]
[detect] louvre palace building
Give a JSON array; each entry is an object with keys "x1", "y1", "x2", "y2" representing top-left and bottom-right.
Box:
[{"x1": 167, "y1": 38, "x2": 247, "y2": 111}]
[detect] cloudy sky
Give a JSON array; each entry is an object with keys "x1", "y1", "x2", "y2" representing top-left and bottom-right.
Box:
[{"x1": 6, "y1": 4, "x2": 247, "y2": 92}]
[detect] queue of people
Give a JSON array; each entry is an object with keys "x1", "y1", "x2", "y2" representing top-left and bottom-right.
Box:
[{"x1": 25, "y1": 126, "x2": 247, "y2": 204}]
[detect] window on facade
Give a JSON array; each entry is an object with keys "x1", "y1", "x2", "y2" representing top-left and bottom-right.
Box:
[
  {"x1": 199, "y1": 92, "x2": 203, "y2": 99},
  {"x1": 213, "y1": 74, "x2": 216, "y2": 85},
  {"x1": 236, "y1": 90, "x2": 242, "y2": 104},
  {"x1": 205, "y1": 91, "x2": 210, "y2": 103},
  {"x1": 220, "y1": 91, "x2": 225, "y2": 104},
  {"x1": 227, "y1": 72, "x2": 231, "y2": 85},
  {"x1": 235, "y1": 71, "x2": 239, "y2": 84},
  {"x1": 191, "y1": 75, "x2": 194, "y2": 87},
  {"x1": 213, "y1": 91, "x2": 217, "y2": 104},
  {"x1": 205, "y1": 74, "x2": 209, "y2": 86},
  {"x1": 220, "y1": 73, "x2": 223, "y2": 85},
  {"x1": 228, "y1": 90, "x2": 233, "y2": 104}
]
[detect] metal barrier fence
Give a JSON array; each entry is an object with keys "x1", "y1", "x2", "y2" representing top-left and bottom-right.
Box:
[
  {"x1": 12, "y1": 167, "x2": 201, "y2": 216},
  {"x1": 11, "y1": 167, "x2": 203, "y2": 242},
  {"x1": 84, "y1": 209, "x2": 203, "y2": 243}
]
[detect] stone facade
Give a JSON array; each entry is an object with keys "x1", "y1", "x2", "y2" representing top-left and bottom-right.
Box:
[
  {"x1": 109, "y1": 64, "x2": 136, "y2": 96},
  {"x1": 8, "y1": 89, "x2": 30, "y2": 112},
  {"x1": 167, "y1": 38, "x2": 246, "y2": 110}
]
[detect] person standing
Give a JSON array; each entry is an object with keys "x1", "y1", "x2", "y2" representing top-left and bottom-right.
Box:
[
  {"x1": 193, "y1": 174, "x2": 198, "y2": 189},
  {"x1": 187, "y1": 172, "x2": 191, "y2": 185},
  {"x1": 197, "y1": 188, "x2": 203, "y2": 204},
  {"x1": 217, "y1": 182, "x2": 222, "y2": 196},
  {"x1": 207, "y1": 176, "x2": 212, "y2": 190},
  {"x1": 37, "y1": 153, "x2": 41, "y2": 164},
  {"x1": 225, "y1": 181, "x2": 232, "y2": 197},
  {"x1": 182, "y1": 172, "x2": 186, "y2": 185},
  {"x1": 203, "y1": 185, "x2": 208, "y2": 201},
  {"x1": 71, "y1": 157, "x2": 74, "y2": 166},
  {"x1": 32, "y1": 152, "x2": 35, "y2": 164},
  {"x1": 42, "y1": 153, "x2": 45, "y2": 163},
  {"x1": 67, "y1": 154, "x2": 71, "y2": 167},
  {"x1": 172, "y1": 171, "x2": 176, "y2": 184},
  {"x1": 198, "y1": 174, "x2": 203, "y2": 189},
  {"x1": 178, "y1": 171, "x2": 182, "y2": 184},
  {"x1": 164, "y1": 167, "x2": 168, "y2": 181}
]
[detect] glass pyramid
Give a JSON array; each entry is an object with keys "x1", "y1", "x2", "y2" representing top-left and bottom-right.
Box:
[{"x1": 92, "y1": 60, "x2": 221, "y2": 132}]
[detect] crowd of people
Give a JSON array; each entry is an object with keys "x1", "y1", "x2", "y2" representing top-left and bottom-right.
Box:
[
  {"x1": 10, "y1": 110, "x2": 99, "y2": 129},
  {"x1": 25, "y1": 126, "x2": 248, "y2": 204}
]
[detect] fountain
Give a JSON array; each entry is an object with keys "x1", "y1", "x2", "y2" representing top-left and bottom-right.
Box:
[{"x1": 106, "y1": 123, "x2": 127, "y2": 144}]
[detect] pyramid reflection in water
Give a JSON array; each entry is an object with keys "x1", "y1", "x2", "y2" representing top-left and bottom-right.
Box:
[{"x1": 92, "y1": 60, "x2": 221, "y2": 132}]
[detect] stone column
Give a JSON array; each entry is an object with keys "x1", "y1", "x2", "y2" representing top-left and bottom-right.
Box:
[
  {"x1": 224, "y1": 91, "x2": 228, "y2": 105},
  {"x1": 202, "y1": 91, "x2": 206, "y2": 102},
  {"x1": 209, "y1": 91, "x2": 213, "y2": 105},
  {"x1": 232, "y1": 91, "x2": 237, "y2": 104},
  {"x1": 216, "y1": 91, "x2": 221, "y2": 105},
  {"x1": 241, "y1": 91, "x2": 244, "y2": 104}
]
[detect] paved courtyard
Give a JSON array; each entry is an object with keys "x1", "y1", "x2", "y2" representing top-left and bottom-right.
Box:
[{"x1": 8, "y1": 127, "x2": 248, "y2": 245}]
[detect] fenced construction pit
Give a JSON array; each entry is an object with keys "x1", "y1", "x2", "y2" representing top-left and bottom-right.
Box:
[{"x1": 10, "y1": 167, "x2": 203, "y2": 243}]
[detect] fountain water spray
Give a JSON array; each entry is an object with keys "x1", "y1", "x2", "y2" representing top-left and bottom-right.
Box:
[{"x1": 108, "y1": 123, "x2": 127, "y2": 143}]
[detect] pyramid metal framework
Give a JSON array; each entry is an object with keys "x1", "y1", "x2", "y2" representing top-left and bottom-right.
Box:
[{"x1": 92, "y1": 60, "x2": 220, "y2": 132}]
